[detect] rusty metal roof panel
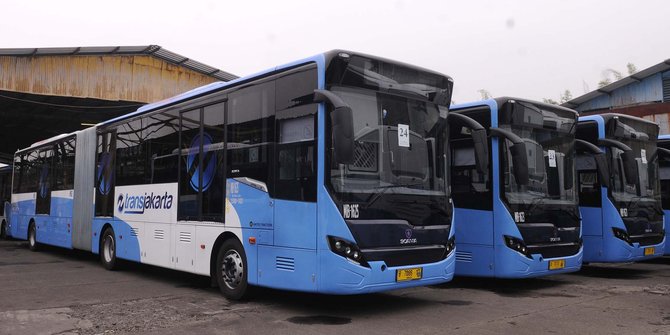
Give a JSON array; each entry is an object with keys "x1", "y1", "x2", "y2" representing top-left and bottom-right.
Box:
[{"x1": 0, "y1": 45, "x2": 238, "y2": 81}]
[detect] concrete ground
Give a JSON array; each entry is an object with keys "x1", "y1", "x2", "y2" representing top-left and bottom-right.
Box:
[{"x1": 0, "y1": 239, "x2": 668, "y2": 335}]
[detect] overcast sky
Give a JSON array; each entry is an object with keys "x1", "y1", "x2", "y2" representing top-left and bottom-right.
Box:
[{"x1": 3, "y1": 0, "x2": 669, "y2": 104}]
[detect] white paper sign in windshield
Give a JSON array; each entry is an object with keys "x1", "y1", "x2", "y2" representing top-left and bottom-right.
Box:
[
  {"x1": 398, "y1": 124, "x2": 410, "y2": 148},
  {"x1": 641, "y1": 149, "x2": 647, "y2": 164},
  {"x1": 548, "y1": 149, "x2": 557, "y2": 168}
]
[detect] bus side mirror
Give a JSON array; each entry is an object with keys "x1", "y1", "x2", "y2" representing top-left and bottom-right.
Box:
[
  {"x1": 314, "y1": 89, "x2": 354, "y2": 164},
  {"x1": 509, "y1": 142, "x2": 530, "y2": 186},
  {"x1": 331, "y1": 105, "x2": 354, "y2": 164},
  {"x1": 471, "y1": 128, "x2": 489, "y2": 174},
  {"x1": 620, "y1": 150, "x2": 638, "y2": 185},
  {"x1": 594, "y1": 153, "x2": 610, "y2": 188},
  {"x1": 490, "y1": 127, "x2": 529, "y2": 186},
  {"x1": 564, "y1": 152, "x2": 574, "y2": 190}
]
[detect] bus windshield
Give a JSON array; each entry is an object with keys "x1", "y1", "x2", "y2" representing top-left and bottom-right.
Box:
[
  {"x1": 328, "y1": 86, "x2": 449, "y2": 198},
  {"x1": 609, "y1": 138, "x2": 660, "y2": 205},
  {"x1": 502, "y1": 103, "x2": 577, "y2": 207}
]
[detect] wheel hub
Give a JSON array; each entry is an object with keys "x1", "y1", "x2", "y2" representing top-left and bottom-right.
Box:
[{"x1": 221, "y1": 250, "x2": 243, "y2": 290}]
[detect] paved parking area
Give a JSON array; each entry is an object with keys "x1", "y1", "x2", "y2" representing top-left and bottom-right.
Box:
[{"x1": 0, "y1": 239, "x2": 669, "y2": 335}]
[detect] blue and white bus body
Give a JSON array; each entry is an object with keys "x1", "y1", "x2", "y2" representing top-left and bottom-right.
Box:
[
  {"x1": 450, "y1": 98, "x2": 582, "y2": 278},
  {"x1": 656, "y1": 134, "x2": 670, "y2": 255},
  {"x1": 577, "y1": 114, "x2": 665, "y2": 262},
  {"x1": 0, "y1": 165, "x2": 13, "y2": 239},
  {"x1": 11, "y1": 50, "x2": 460, "y2": 296}
]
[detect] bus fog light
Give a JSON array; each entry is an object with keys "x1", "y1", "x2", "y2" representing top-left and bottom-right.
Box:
[
  {"x1": 503, "y1": 235, "x2": 532, "y2": 259},
  {"x1": 327, "y1": 236, "x2": 369, "y2": 267}
]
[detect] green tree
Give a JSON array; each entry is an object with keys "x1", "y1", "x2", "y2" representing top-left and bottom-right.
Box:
[
  {"x1": 478, "y1": 89, "x2": 492, "y2": 100},
  {"x1": 543, "y1": 98, "x2": 559, "y2": 105},
  {"x1": 627, "y1": 63, "x2": 638, "y2": 75},
  {"x1": 559, "y1": 90, "x2": 573, "y2": 104}
]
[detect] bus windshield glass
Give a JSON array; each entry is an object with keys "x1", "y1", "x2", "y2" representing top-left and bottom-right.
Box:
[
  {"x1": 608, "y1": 118, "x2": 660, "y2": 206},
  {"x1": 501, "y1": 101, "x2": 577, "y2": 207},
  {"x1": 325, "y1": 55, "x2": 453, "y2": 225}
]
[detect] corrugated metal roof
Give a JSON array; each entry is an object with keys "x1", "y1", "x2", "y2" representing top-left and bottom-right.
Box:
[
  {"x1": 562, "y1": 59, "x2": 670, "y2": 109},
  {"x1": 0, "y1": 45, "x2": 238, "y2": 82}
]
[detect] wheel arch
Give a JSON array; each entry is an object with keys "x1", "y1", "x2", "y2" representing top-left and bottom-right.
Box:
[{"x1": 209, "y1": 231, "x2": 241, "y2": 282}]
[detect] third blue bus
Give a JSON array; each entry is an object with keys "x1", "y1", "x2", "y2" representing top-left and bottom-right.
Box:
[
  {"x1": 576, "y1": 114, "x2": 665, "y2": 262},
  {"x1": 449, "y1": 97, "x2": 583, "y2": 278}
]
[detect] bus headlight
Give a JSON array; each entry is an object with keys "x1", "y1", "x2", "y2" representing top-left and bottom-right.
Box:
[
  {"x1": 503, "y1": 235, "x2": 532, "y2": 259},
  {"x1": 612, "y1": 227, "x2": 633, "y2": 245},
  {"x1": 327, "y1": 236, "x2": 369, "y2": 267},
  {"x1": 445, "y1": 236, "x2": 456, "y2": 256}
]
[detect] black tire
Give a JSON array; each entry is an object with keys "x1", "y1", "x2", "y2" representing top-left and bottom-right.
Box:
[
  {"x1": 100, "y1": 227, "x2": 118, "y2": 270},
  {"x1": 0, "y1": 220, "x2": 6, "y2": 240},
  {"x1": 216, "y1": 238, "x2": 251, "y2": 300},
  {"x1": 28, "y1": 222, "x2": 38, "y2": 251}
]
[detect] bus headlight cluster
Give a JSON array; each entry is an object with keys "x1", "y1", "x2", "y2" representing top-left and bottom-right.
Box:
[
  {"x1": 503, "y1": 235, "x2": 532, "y2": 259},
  {"x1": 328, "y1": 236, "x2": 369, "y2": 267},
  {"x1": 445, "y1": 236, "x2": 456, "y2": 256},
  {"x1": 612, "y1": 228, "x2": 632, "y2": 245}
]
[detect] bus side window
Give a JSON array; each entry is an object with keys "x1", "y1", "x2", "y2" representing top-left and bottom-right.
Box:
[
  {"x1": 660, "y1": 163, "x2": 670, "y2": 210},
  {"x1": 273, "y1": 66, "x2": 318, "y2": 202},
  {"x1": 450, "y1": 138, "x2": 492, "y2": 210},
  {"x1": 227, "y1": 80, "x2": 275, "y2": 193},
  {"x1": 143, "y1": 110, "x2": 180, "y2": 184},
  {"x1": 576, "y1": 153, "x2": 601, "y2": 207}
]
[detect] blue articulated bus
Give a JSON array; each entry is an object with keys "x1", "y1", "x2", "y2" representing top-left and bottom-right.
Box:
[
  {"x1": 449, "y1": 98, "x2": 583, "y2": 278},
  {"x1": 576, "y1": 114, "x2": 665, "y2": 262},
  {"x1": 656, "y1": 134, "x2": 670, "y2": 255},
  {"x1": 0, "y1": 165, "x2": 10, "y2": 239},
  {"x1": 9, "y1": 50, "x2": 487, "y2": 299}
]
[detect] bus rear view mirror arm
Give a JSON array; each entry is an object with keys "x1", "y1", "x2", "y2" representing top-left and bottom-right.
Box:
[
  {"x1": 314, "y1": 89, "x2": 354, "y2": 164},
  {"x1": 448, "y1": 113, "x2": 489, "y2": 174},
  {"x1": 597, "y1": 138, "x2": 637, "y2": 185},
  {"x1": 576, "y1": 139, "x2": 610, "y2": 189},
  {"x1": 489, "y1": 128, "x2": 529, "y2": 186}
]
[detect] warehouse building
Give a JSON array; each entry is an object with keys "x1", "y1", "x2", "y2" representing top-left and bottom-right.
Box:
[
  {"x1": 562, "y1": 59, "x2": 670, "y2": 133},
  {"x1": 0, "y1": 45, "x2": 236, "y2": 164}
]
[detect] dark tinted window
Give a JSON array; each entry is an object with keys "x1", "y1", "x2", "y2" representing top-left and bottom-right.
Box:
[
  {"x1": 115, "y1": 119, "x2": 145, "y2": 186},
  {"x1": 274, "y1": 67, "x2": 318, "y2": 202},
  {"x1": 53, "y1": 137, "x2": 76, "y2": 191},
  {"x1": 202, "y1": 103, "x2": 225, "y2": 222},
  {"x1": 450, "y1": 108, "x2": 492, "y2": 210},
  {"x1": 95, "y1": 131, "x2": 116, "y2": 217},
  {"x1": 227, "y1": 81, "x2": 275, "y2": 192},
  {"x1": 143, "y1": 110, "x2": 180, "y2": 184},
  {"x1": 35, "y1": 148, "x2": 53, "y2": 215},
  {"x1": 576, "y1": 121, "x2": 602, "y2": 207},
  {"x1": 179, "y1": 108, "x2": 201, "y2": 220},
  {"x1": 661, "y1": 163, "x2": 670, "y2": 210}
]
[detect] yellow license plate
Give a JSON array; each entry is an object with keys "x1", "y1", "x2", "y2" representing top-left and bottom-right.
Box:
[
  {"x1": 644, "y1": 247, "x2": 655, "y2": 256},
  {"x1": 396, "y1": 267, "x2": 423, "y2": 282},
  {"x1": 549, "y1": 259, "x2": 565, "y2": 270}
]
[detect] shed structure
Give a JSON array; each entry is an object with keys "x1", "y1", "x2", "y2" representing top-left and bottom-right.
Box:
[
  {"x1": 562, "y1": 59, "x2": 670, "y2": 133},
  {"x1": 0, "y1": 45, "x2": 237, "y2": 163}
]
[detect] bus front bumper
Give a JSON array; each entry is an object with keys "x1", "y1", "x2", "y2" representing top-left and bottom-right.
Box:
[
  {"x1": 317, "y1": 250, "x2": 455, "y2": 294},
  {"x1": 494, "y1": 246, "x2": 583, "y2": 279}
]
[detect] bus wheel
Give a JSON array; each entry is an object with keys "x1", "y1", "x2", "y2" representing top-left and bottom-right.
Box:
[
  {"x1": 216, "y1": 238, "x2": 250, "y2": 300},
  {"x1": 0, "y1": 221, "x2": 6, "y2": 240},
  {"x1": 28, "y1": 223, "x2": 38, "y2": 251},
  {"x1": 100, "y1": 228, "x2": 118, "y2": 270}
]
